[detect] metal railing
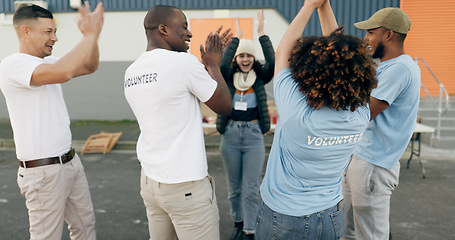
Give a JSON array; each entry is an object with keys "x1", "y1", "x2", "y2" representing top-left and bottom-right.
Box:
[{"x1": 415, "y1": 57, "x2": 450, "y2": 139}]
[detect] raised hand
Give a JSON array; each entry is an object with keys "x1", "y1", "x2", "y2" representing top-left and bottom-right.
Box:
[
  {"x1": 257, "y1": 10, "x2": 265, "y2": 36},
  {"x1": 200, "y1": 26, "x2": 232, "y2": 67},
  {"x1": 304, "y1": 0, "x2": 327, "y2": 10},
  {"x1": 218, "y1": 25, "x2": 233, "y2": 49},
  {"x1": 77, "y1": 2, "x2": 104, "y2": 38},
  {"x1": 235, "y1": 17, "x2": 243, "y2": 39}
]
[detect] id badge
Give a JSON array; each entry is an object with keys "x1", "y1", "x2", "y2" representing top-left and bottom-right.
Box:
[{"x1": 234, "y1": 101, "x2": 248, "y2": 111}]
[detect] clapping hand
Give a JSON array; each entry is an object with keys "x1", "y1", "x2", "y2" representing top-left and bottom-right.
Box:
[
  {"x1": 77, "y1": 1, "x2": 104, "y2": 38},
  {"x1": 200, "y1": 26, "x2": 233, "y2": 67}
]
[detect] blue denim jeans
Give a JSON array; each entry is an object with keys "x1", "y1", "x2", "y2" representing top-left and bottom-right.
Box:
[
  {"x1": 256, "y1": 202, "x2": 345, "y2": 240},
  {"x1": 220, "y1": 120, "x2": 265, "y2": 234}
]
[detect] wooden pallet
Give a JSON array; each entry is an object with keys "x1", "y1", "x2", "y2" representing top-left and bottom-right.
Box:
[{"x1": 81, "y1": 131, "x2": 123, "y2": 155}]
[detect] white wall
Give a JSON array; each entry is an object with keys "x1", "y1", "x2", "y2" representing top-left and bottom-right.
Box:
[
  {"x1": 0, "y1": 8, "x2": 288, "y2": 120},
  {"x1": 1, "y1": 8, "x2": 288, "y2": 61}
]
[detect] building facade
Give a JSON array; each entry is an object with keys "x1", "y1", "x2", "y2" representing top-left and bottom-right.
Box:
[{"x1": 13, "y1": 1, "x2": 455, "y2": 121}]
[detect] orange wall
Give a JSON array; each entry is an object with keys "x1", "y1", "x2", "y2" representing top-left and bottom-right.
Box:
[
  {"x1": 189, "y1": 18, "x2": 253, "y2": 60},
  {"x1": 401, "y1": 0, "x2": 455, "y2": 96}
]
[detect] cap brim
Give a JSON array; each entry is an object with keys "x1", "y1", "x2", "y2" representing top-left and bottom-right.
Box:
[{"x1": 354, "y1": 20, "x2": 381, "y2": 30}]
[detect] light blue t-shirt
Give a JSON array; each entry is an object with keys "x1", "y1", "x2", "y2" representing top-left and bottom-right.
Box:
[
  {"x1": 353, "y1": 54, "x2": 421, "y2": 170},
  {"x1": 260, "y1": 68, "x2": 370, "y2": 216}
]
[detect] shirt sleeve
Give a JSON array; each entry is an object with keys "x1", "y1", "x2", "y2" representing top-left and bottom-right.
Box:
[
  {"x1": 182, "y1": 54, "x2": 218, "y2": 103},
  {"x1": 372, "y1": 63, "x2": 411, "y2": 105},
  {"x1": 1, "y1": 55, "x2": 58, "y2": 89},
  {"x1": 274, "y1": 67, "x2": 308, "y2": 119},
  {"x1": 2, "y1": 56, "x2": 41, "y2": 89}
]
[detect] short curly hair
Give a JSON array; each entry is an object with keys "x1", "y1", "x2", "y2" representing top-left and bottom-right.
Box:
[{"x1": 289, "y1": 27, "x2": 377, "y2": 111}]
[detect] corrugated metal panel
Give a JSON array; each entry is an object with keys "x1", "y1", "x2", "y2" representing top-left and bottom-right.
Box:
[
  {"x1": 401, "y1": 0, "x2": 455, "y2": 96},
  {"x1": 0, "y1": 0, "x2": 14, "y2": 12},
  {"x1": 1, "y1": 0, "x2": 280, "y2": 12},
  {"x1": 2, "y1": 0, "x2": 399, "y2": 38},
  {"x1": 78, "y1": 0, "x2": 295, "y2": 12},
  {"x1": 322, "y1": 0, "x2": 400, "y2": 37}
]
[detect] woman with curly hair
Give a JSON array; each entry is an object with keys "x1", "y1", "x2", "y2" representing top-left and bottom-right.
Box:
[
  {"x1": 256, "y1": 0, "x2": 377, "y2": 239},
  {"x1": 216, "y1": 10, "x2": 274, "y2": 240}
]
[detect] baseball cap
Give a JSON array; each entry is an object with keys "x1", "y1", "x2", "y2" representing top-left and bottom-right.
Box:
[{"x1": 354, "y1": 7, "x2": 411, "y2": 34}]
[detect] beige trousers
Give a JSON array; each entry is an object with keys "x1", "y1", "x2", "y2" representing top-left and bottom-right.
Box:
[
  {"x1": 17, "y1": 154, "x2": 96, "y2": 240},
  {"x1": 140, "y1": 170, "x2": 220, "y2": 240}
]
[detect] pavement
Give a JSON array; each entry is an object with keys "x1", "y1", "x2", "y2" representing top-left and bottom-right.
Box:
[{"x1": 0, "y1": 119, "x2": 455, "y2": 240}]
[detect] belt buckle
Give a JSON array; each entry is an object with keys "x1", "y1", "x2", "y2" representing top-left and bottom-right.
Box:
[
  {"x1": 59, "y1": 148, "x2": 73, "y2": 164},
  {"x1": 20, "y1": 160, "x2": 27, "y2": 169},
  {"x1": 59, "y1": 151, "x2": 67, "y2": 164}
]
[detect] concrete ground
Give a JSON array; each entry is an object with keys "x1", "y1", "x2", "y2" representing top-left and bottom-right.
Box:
[{"x1": 0, "y1": 119, "x2": 454, "y2": 239}]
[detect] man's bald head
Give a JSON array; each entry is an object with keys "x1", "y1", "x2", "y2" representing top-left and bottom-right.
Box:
[
  {"x1": 144, "y1": 5, "x2": 180, "y2": 33},
  {"x1": 143, "y1": 5, "x2": 192, "y2": 52}
]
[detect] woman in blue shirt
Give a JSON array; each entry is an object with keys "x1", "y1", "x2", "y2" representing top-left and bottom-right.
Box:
[{"x1": 256, "y1": 0, "x2": 377, "y2": 239}]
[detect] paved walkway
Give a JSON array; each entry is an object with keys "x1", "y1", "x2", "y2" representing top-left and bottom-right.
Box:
[{"x1": 0, "y1": 119, "x2": 454, "y2": 239}]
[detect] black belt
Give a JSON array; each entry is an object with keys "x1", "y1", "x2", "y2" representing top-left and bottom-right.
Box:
[{"x1": 19, "y1": 148, "x2": 75, "y2": 168}]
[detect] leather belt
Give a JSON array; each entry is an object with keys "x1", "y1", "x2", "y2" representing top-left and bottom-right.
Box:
[{"x1": 19, "y1": 148, "x2": 75, "y2": 168}]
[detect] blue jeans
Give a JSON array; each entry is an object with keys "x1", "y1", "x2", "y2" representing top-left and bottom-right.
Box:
[
  {"x1": 220, "y1": 120, "x2": 265, "y2": 234},
  {"x1": 256, "y1": 202, "x2": 345, "y2": 240}
]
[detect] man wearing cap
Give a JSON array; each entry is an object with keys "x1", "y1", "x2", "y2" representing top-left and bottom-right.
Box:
[{"x1": 341, "y1": 7, "x2": 421, "y2": 240}]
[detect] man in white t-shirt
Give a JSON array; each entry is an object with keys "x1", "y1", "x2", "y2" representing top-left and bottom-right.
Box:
[
  {"x1": 0, "y1": 3, "x2": 104, "y2": 240},
  {"x1": 124, "y1": 5, "x2": 232, "y2": 240}
]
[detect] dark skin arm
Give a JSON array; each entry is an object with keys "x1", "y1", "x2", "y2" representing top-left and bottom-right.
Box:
[
  {"x1": 200, "y1": 26, "x2": 233, "y2": 115},
  {"x1": 369, "y1": 96, "x2": 389, "y2": 120}
]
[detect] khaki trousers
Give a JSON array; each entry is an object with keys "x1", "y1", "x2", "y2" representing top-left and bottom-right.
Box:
[
  {"x1": 140, "y1": 170, "x2": 220, "y2": 240},
  {"x1": 17, "y1": 154, "x2": 96, "y2": 240}
]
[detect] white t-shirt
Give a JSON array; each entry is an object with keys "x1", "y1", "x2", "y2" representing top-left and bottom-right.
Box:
[
  {"x1": 124, "y1": 49, "x2": 217, "y2": 184},
  {"x1": 0, "y1": 53, "x2": 72, "y2": 160}
]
